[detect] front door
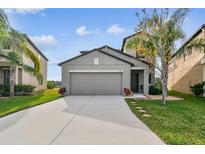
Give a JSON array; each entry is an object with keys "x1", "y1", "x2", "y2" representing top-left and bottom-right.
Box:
[{"x1": 131, "y1": 72, "x2": 139, "y2": 93}]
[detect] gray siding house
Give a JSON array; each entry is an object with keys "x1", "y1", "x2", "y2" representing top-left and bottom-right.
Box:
[{"x1": 59, "y1": 45, "x2": 153, "y2": 95}]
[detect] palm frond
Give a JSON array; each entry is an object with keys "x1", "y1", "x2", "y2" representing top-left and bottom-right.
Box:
[
  {"x1": 0, "y1": 9, "x2": 43, "y2": 84},
  {"x1": 21, "y1": 43, "x2": 41, "y2": 72},
  {"x1": 177, "y1": 38, "x2": 205, "y2": 58}
]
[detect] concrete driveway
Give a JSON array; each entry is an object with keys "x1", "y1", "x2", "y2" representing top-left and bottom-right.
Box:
[{"x1": 0, "y1": 95, "x2": 164, "y2": 145}]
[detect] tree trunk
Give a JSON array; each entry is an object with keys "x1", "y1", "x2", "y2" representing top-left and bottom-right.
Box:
[
  {"x1": 161, "y1": 76, "x2": 167, "y2": 105},
  {"x1": 161, "y1": 58, "x2": 168, "y2": 105},
  {"x1": 10, "y1": 65, "x2": 15, "y2": 96}
]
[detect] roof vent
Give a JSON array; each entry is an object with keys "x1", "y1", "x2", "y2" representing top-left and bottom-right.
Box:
[{"x1": 105, "y1": 46, "x2": 108, "y2": 52}]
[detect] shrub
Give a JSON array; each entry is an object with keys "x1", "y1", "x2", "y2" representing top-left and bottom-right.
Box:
[
  {"x1": 0, "y1": 84, "x2": 10, "y2": 96},
  {"x1": 58, "y1": 87, "x2": 66, "y2": 95},
  {"x1": 149, "y1": 80, "x2": 162, "y2": 95},
  {"x1": 14, "y1": 84, "x2": 36, "y2": 95},
  {"x1": 149, "y1": 85, "x2": 162, "y2": 95},
  {"x1": 47, "y1": 81, "x2": 55, "y2": 89},
  {"x1": 190, "y1": 82, "x2": 205, "y2": 97}
]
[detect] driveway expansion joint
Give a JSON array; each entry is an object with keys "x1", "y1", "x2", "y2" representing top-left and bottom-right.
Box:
[{"x1": 49, "y1": 97, "x2": 93, "y2": 145}]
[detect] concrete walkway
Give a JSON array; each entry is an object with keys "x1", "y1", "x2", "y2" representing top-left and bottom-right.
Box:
[
  {"x1": 147, "y1": 95, "x2": 184, "y2": 100},
  {"x1": 0, "y1": 96, "x2": 164, "y2": 145}
]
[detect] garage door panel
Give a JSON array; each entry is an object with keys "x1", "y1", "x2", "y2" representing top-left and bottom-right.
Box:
[{"x1": 70, "y1": 73, "x2": 122, "y2": 95}]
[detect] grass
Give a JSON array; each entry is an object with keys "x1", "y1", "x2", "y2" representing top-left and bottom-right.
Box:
[
  {"x1": 125, "y1": 91, "x2": 205, "y2": 145},
  {"x1": 0, "y1": 88, "x2": 62, "y2": 118}
]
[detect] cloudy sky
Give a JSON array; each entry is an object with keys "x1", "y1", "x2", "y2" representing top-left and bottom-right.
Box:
[{"x1": 4, "y1": 8, "x2": 205, "y2": 80}]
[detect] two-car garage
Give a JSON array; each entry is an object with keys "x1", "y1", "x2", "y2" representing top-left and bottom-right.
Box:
[
  {"x1": 70, "y1": 72, "x2": 122, "y2": 95},
  {"x1": 59, "y1": 48, "x2": 135, "y2": 95}
]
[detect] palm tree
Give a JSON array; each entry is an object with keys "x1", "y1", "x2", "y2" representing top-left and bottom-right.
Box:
[
  {"x1": 126, "y1": 9, "x2": 205, "y2": 105},
  {"x1": 0, "y1": 9, "x2": 42, "y2": 96}
]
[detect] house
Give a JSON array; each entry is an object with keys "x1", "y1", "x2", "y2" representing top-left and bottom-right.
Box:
[
  {"x1": 0, "y1": 35, "x2": 48, "y2": 91},
  {"x1": 58, "y1": 43, "x2": 154, "y2": 95},
  {"x1": 168, "y1": 24, "x2": 205, "y2": 94}
]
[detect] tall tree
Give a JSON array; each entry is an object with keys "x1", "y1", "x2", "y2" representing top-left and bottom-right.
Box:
[
  {"x1": 0, "y1": 9, "x2": 42, "y2": 96},
  {"x1": 126, "y1": 9, "x2": 205, "y2": 105}
]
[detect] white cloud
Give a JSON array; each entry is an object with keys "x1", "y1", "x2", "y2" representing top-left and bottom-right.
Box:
[
  {"x1": 4, "y1": 8, "x2": 44, "y2": 15},
  {"x1": 76, "y1": 26, "x2": 91, "y2": 36},
  {"x1": 107, "y1": 24, "x2": 125, "y2": 34},
  {"x1": 40, "y1": 12, "x2": 47, "y2": 18},
  {"x1": 29, "y1": 35, "x2": 56, "y2": 46},
  {"x1": 48, "y1": 60, "x2": 58, "y2": 65}
]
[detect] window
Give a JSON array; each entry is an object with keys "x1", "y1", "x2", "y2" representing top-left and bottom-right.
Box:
[
  {"x1": 94, "y1": 57, "x2": 99, "y2": 65},
  {"x1": 3, "y1": 70, "x2": 10, "y2": 84},
  {"x1": 40, "y1": 79, "x2": 43, "y2": 85},
  {"x1": 149, "y1": 73, "x2": 152, "y2": 84},
  {"x1": 18, "y1": 68, "x2": 22, "y2": 84}
]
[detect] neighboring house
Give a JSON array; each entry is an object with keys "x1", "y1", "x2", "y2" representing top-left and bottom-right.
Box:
[
  {"x1": 58, "y1": 45, "x2": 153, "y2": 95},
  {"x1": 168, "y1": 24, "x2": 205, "y2": 94},
  {"x1": 0, "y1": 35, "x2": 48, "y2": 91}
]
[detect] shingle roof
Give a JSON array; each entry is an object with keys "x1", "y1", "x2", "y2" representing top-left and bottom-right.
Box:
[
  {"x1": 98, "y1": 45, "x2": 152, "y2": 66},
  {"x1": 58, "y1": 45, "x2": 152, "y2": 66},
  {"x1": 58, "y1": 48, "x2": 135, "y2": 66}
]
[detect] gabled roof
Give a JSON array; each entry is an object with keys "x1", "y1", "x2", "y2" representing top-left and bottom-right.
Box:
[
  {"x1": 80, "y1": 51, "x2": 88, "y2": 54},
  {"x1": 24, "y1": 34, "x2": 49, "y2": 61},
  {"x1": 173, "y1": 24, "x2": 205, "y2": 57},
  {"x1": 98, "y1": 45, "x2": 152, "y2": 66},
  {"x1": 58, "y1": 48, "x2": 135, "y2": 66}
]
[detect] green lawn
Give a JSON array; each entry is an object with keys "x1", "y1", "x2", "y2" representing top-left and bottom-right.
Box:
[
  {"x1": 0, "y1": 88, "x2": 62, "y2": 118},
  {"x1": 125, "y1": 91, "x2": 205, "y2": 145}
]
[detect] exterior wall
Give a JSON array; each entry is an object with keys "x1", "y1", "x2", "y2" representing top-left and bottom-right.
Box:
[
  {"x1": 102, "y1": 46, "x2": 152, "y2": 91},
  {"x1": 143, "y1": 69, "x2": 149, "y2": 95},
  {"x1": 123, "y1": 48, "x2": 137, "y2": 57},
  {"x1": 101, "y1": 47, "x2": 149, "y2": 69},
  {"x1": 21, "y1": 42, "x2": 47, "y2": 91},
  {"x1": 168, "y1": 30, "x2": 205, "y2": 94},
  {"x1": 0, "y1": 54, "x2": 11, "y2": 63},
  {"x1": 61, "y1": 50, "x2": 131, "y2": 95}
]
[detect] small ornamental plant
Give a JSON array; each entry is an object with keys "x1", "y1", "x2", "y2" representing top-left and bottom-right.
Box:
[
  {"x1": 58, "y1": 87, "x2": 66, "y2": 96},
  {"x1": 190, "y1": 82, "x2": 205, "y2": 97},
  {"x1": 124, "y1": 88, "x2": 133, "y2": 96}
]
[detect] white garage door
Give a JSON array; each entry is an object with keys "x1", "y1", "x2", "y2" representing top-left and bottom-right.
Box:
[{"x1": 70, "y1": 72, "x2": 122, "y2": 95}]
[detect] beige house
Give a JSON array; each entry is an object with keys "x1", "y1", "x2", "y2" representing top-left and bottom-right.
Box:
[
  {"x1": 168, "y1": 25, "x2": 205, "y2": 94},
  {"x1": 0, "y1": 35, "x2": 48, "y2": 91}
]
